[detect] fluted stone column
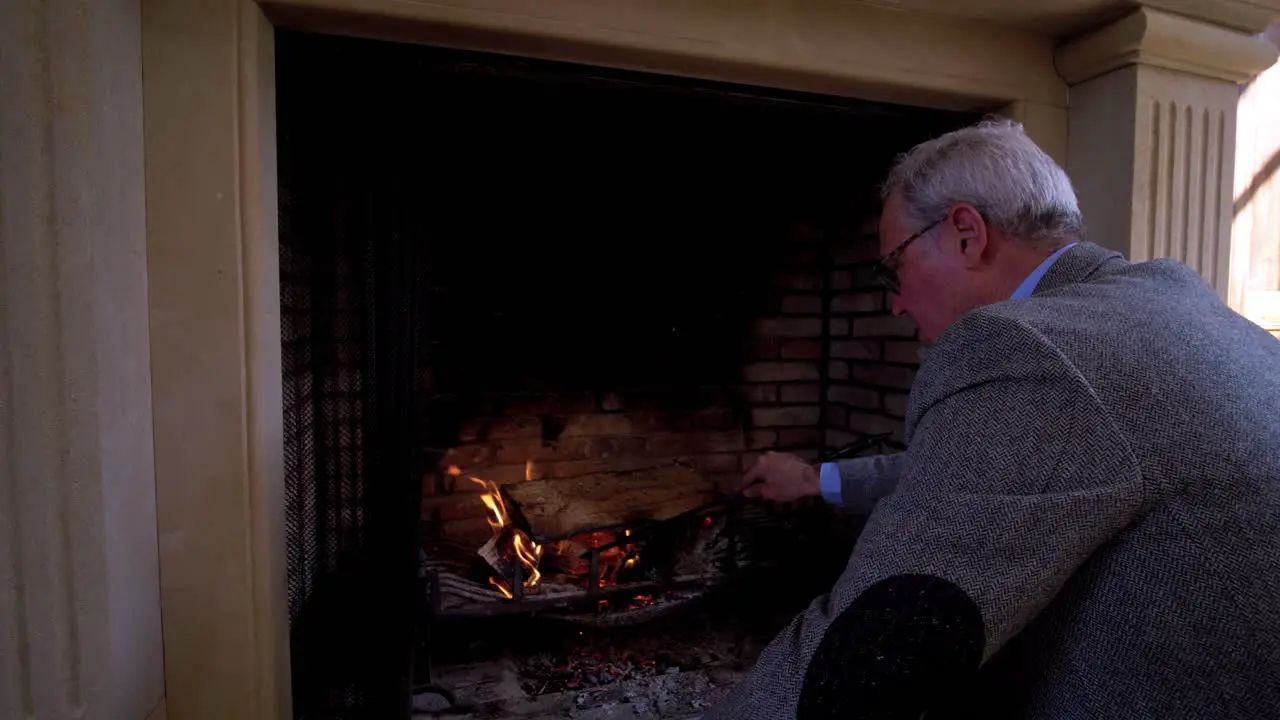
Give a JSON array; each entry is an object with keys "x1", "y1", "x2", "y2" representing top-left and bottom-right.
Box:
[
  {"x1": 1060, "y1": 8, "x2": 1278, "y2": 299},
  {"x1": 0, "y1": 0, "x2": 166, "y2": 719}
]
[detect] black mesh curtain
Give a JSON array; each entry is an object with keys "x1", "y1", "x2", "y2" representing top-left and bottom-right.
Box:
[{"x1": 279, "y1": 28, "x2": 426, "y2": 719}]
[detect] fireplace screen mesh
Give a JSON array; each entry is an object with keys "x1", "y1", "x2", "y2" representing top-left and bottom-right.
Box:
[
  {"x1": 280, "y1": 192, "x2": 374, "y2": 714},
  {"x1": 278, "y1": 28, "x2": 428, "y2": 718}
]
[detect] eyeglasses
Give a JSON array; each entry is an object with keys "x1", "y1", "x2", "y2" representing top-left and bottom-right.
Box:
[{"x1": 872, "y1": 217, "x2": 944, "y2": 294}]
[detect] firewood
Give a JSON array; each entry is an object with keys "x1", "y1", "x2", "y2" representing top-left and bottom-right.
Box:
[{"x1": 501, "y1": 464, "x2": 716, "y2": 539}]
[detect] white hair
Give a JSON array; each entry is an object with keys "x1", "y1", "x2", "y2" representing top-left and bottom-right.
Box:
[{"x1": 882, "y1": 118, "x2": 1084, "y2": 248}]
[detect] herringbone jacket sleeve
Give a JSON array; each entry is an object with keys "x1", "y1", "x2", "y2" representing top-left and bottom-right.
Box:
[
  {"x1": 835, "y1": 453, "x2": 906, "y2": 514},
  {"x1": 704, "y1": 311, "x2": 1157, "y2": 719}
]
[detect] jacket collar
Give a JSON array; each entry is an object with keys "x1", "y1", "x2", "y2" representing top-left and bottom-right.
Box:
[{"x1": 1030, "y1": 241, "x2": 1127, "y2": 296}]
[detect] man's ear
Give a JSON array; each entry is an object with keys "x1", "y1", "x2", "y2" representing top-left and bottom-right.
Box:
[{"x1": 949, "y1": 203, "x2": 987, "y2": 267}]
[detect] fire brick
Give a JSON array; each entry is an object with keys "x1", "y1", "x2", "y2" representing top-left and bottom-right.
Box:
[
  {"x1": 751, "y1": 405, "x2": 821, "y2": 427},
  {"x1": 422, "y1": 495, "x2": 489, "y2": 522},
  {"x1": 850, "y1": 363, "x2": 917, "y2": 390},
  {"x1": 831, "y1": 340, "x2": 881, "y2": 361},
  {"x1": 884, "y1": 340, "x2": 923, "y2": 365},
  {"x1": 775, "y1": 272, "x2": 822, "y2": 291},
  {"x1": 486, "y1": 415, "x2": 543, "y2": 440},
  {"x1": 828, "y1": 385, "x2": 881, "y2": 409},
  {"x1": 852, "y1": 265, "x2": 881, "y2": 288},
  {"x1": 826, "y1": 428, "x2": 859, "y2": 449},
  {"x1": 832, "y1": 242, "x2": 880, "y2": 265},
  {"x1": 646, "y1": 430, "x2": 745, "y2": 457},
  {"x1": 781, "y1": 340, "x2": 823, "y2": 360},
  {"x1": 742, "y1": 362, "x2": 820, "y2": 383},
  {"x1": 885, "y1": 392, "x2": 910, "y2": 418},
  {"x1": 781, "y1": 294, "x2": 823, "y2": 314},
  {"x1": 748, "y1": 337, "x2": 781, "y2": 360},
  {"x1": 754, "y1": 318, "x2": 823, "y2": 338},
  {"x1": 558, "y1": 412, "x2": 641, "y2": 437},
  {"x1": 740, "y1": 384, "x2": 780, "y2": 404},
  {"x1": 853, "y1": 315, "x2": 918, "y2": 338},
  {"x1": 830, "y1": 292, "x2": 884, "y2": 314},
  {"x1": 778, "y1": 427, "x2": 822, "y2": 447},
  {"x1": 684, "y1": 408, "x2": 740, "y2": 430},
  {"x1": 847, "y1": 412, "x2": 904, "y2": 437},
  {"x1": 780, "y1": 383, "x2": 821, "y2": 403},
  {"x1": 691, "y1": 453, "x2": 744, "y2": 474},
  {"x1": 828, "y1": 360, "x2": 850, "y2": 380}
]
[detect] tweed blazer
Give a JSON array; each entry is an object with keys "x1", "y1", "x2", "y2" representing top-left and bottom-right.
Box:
[{"x1": 705, "y1": 242, "x2": 1280, "y2": 719}]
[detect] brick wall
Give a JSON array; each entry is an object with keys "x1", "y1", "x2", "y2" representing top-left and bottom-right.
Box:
[
  {"x1": 824, "y1": 210, "x2": 922, "y2": 451},
  {"x1": 744, "y1": 208, "x2": 923, "y2": 464},
  {"x1": 423, "y1": 210, "x2": 922, "y2": 545}
]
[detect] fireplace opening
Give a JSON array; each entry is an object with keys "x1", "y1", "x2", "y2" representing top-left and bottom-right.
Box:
[{"x1": 276, "y1": 27, "x2": 976, "y2": 719}]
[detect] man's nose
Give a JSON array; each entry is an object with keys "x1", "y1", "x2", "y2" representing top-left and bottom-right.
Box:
[{"x1": 890, "y1": 293, "x2": 908, "y2": 317}]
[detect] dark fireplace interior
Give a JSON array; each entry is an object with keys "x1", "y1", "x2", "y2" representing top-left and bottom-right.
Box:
[{"x1": 277, "y1": 27, "x2": 975, "y2": 720}]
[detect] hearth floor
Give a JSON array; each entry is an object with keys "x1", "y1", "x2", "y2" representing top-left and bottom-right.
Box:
[
  {"x1": 412, "y1": 662, "x2": 746, "y2": 719},
  {"x1": 412, "y1": 583, "x2": 796, "y2": 719}
]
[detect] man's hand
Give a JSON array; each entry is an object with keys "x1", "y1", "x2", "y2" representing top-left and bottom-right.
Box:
[{"x1": 739, "y1": 451, "x2": 821, "y2": 502}]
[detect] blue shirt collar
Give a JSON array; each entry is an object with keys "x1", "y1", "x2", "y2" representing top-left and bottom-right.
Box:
[{"x1": 1010, "y1": 242, "x2": 1077, "y2": 300}]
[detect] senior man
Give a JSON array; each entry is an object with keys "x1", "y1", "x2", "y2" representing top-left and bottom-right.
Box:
[{"x1": 707, "y1": 119, "x2": 1280, "y2": 719}]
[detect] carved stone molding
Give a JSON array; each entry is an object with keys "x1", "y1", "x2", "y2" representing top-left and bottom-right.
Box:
[
  {"x1": 1145, "y1": 0, "x2": 1280, "y2": 36},
  {"x1": 0, "y1": 0, "x2": 165, "y2": 718},
  {"x1": 1068, "y1": 64, "x2": 1240, "y2": 298},
  {"x1": 1056, "y1": 7, "x2": 1278, "y2": 85},
  {"x1": 1131, "y1": 69, "x2": 1238, "y2": 288}
]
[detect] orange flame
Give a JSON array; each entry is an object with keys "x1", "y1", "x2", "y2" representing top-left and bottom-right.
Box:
[
  {"x1": 468, "y1": 472, "x2": 543, "y2": 596},
  {"x1": 525, "y1": 460, "x2": 534, "y2": 482},
  {"x1": 488, "y1": 576, "x2": 514, "y2": 599},
  {"x1": 466, "y1": 475, "x2": 512, "y2": 532},
  {"x1": 514, "y1": 532, "x2": 544, "y2": 586}
]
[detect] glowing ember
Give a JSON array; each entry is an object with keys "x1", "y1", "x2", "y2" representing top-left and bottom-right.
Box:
[
  {"x1": 467, "y1": 472, "x2": 543, "y2": 597},
  {"x1": 591, "y1": 530, "x2": 640, "y2": 587},
  {"x1": 593, "y1": 592, "x2": 661, "y2": 615}
]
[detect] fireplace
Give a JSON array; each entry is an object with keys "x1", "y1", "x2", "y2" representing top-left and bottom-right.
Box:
[{"x1": 276, "y1": 27, "x2": 974, "y2": 719}]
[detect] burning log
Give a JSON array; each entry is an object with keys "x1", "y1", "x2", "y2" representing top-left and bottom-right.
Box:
[{"x1": 501, "y1": 464, "x2": 716, "y2": 539}]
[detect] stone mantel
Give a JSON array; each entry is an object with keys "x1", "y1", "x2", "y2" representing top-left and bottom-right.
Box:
[
  {"x1": 1057, "y1": 6, "x2": 1280, "y2": 85},
  {"x1": 1063, "y1": 7, "x2": 1278, "y2": 298}
]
